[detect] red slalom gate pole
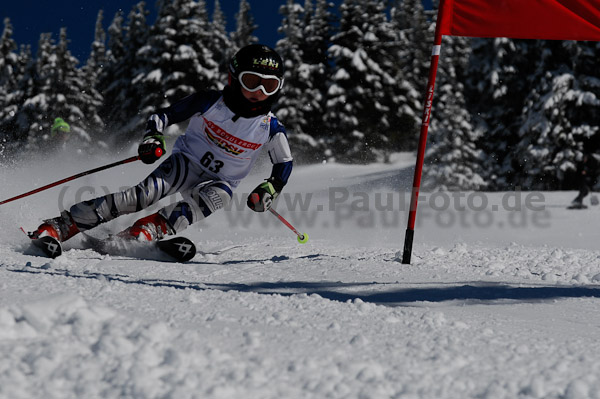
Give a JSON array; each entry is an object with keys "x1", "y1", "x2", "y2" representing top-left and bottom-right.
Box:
[
  {"x1": 401, "y1": 0, "x2": 447, "y2": 264},
  {"x1": 268, "y1": 207, "x2": 309, "y2": 244},
  {"x1": 0, "y1": 155, "x2": 141, "y2": 206}
]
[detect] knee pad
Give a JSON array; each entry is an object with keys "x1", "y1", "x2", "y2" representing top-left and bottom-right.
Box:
[{"x1": 191, "y1": 182, "x2": 232, "y2": 216}]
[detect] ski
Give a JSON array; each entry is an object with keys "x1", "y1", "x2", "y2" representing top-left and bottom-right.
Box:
[
  {"x1": 82, "y1": 233, "x2": 196, "y2": 262},
  {"x1": 21, "y1": 227, "x2": 63, "y2": 258},
  {"x1": 567, "y1": 203, "x2": 588, "y2": 210},
  {"x1": 31, "y1": 235, "x2": 63, "y2": 258},
  {"x1": 156, "y1": 236, "x2": 197, "y2": 262}
]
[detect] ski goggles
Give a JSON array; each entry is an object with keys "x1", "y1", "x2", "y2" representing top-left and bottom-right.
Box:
[{"x1": 239, "y1": 71, "x2": 283, "y2": 96}]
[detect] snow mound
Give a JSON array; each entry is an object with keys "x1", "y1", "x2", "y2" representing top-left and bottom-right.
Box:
[{"x1": 0, "y1": 293, "x2": 241, "y2": 399}]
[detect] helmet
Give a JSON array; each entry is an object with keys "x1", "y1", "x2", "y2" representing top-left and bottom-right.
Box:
[
  {"x1": 230, "y1": 44, "x2": 284, "y2": 79},
  {"x1": 229, "y1": 44, "x2": 284, "y2": 94},
  {"x1": 224, "y1": 44, "x2": 284, "y2": 118},
  {"x1": 51, "y1": 117, "x2": 70, "y2": 137}
]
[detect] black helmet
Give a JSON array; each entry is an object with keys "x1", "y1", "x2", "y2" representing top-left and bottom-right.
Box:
[
  {"x1": 224, "y1": 44, "x2": 285, "y2": 118},
  {"x1": 229, "y1": 44, "x2": 284, "y2": 81}
]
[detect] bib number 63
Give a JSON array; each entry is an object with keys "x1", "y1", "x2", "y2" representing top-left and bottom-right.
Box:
[{"x1": 200, "y1": 151, "x2": 224, "y2": 174}]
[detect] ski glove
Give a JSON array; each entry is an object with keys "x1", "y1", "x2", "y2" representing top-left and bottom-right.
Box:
[
  {"x1": 138, "y1": 133, "x2": 166, "y2": 164},
  {"x1": 247, "y1": 179, "x2": 280, "y2": 212}
]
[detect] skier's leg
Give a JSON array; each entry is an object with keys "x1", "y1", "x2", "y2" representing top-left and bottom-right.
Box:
[
  {"x1": 163, "y1": 180, "x2": 233, "y2": 233},
  {"x1": 123, "y1": 180, "x2": 233, "y2": 240},
  {"x1": 572, "y1": 175, "x2": 591, "y2": 205},
  {"x1": 33, "y1": 153, "x2": 192, "y2": 241}
]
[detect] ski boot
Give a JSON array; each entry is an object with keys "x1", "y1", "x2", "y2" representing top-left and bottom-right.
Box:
[
  {"x1": 118, "y1": 212, "x2": 173, "y2": 241},
  {"x1": 568, "y1": 198, "x2": 587, "y2": 210},
  {"x1": 30, "y1": 210, "x2": 80, "y2": 242}
]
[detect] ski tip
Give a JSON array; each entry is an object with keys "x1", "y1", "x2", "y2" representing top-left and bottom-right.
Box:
[
  {"x1": 31, "y1": 235, "x2": 63, "y2": 258},
  {"x1": 157, "y1": 237, "x2": 196, "y2": 262}
]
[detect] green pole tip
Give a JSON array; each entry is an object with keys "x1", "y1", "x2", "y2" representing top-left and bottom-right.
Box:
[{"x1": 297, "y1": 233, "x2": 309, "y2": 244}]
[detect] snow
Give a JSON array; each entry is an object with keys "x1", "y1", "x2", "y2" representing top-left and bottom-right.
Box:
[{"x1": 2, "y1": 150, "x2": 600, "y2": 398}]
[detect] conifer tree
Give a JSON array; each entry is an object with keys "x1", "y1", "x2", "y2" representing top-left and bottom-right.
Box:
[
  {"x1": 106, "y1": 9, "x2": 125, "y2": 65},
  {"x1": 0, "y1": 18, "x2": 20, "y2": 151},
  {"x1": 231, "y1": 0, "x2": 258, "y2": 50},
  {"x1": 325, "y1": 0, "x2": 400, "y2": 162},
  {"x1": 6, "y1": 45, "x2": 34, "y2": 146},
  {"x1": 9, "y1": 29, "x2": 103, "y2": 152},
  {"x1": 84, "y1": 11, "x2": 107, "y2": 89},
  {"x1": 300, "y1": 0, "x2": 333, "y2": 138},
  {"x1": 514, "y1": 40, "x2": 600, "y2": 189},
  {"x1": 81, "y1": 10, "x2": 107, "y2": 136},
  {"x1": 0, "y1": 18, "x2": 18, "y2": 93},
  {"x1": 16, "y1": 32, "x2": 55, "y2": 147},
  {"x1": 132, "y1": 0, "x2": 219, "y2": 137},
  {"x1": 275, "y1": 0, "x2": 333, "y2": 162},
  {"x1": 389, "y1": 0, "x2": 431, "y2": 149},
  {"x1": 51, "y1": 29, "x2": 104, "y2": 147},
  {"x1": 465, "y1": 38, "x2": 537, "y2": 189},
  {"x1": 208, "y1": 0, "x2": 233, "y2": 85},
  {"x1": 276, "y1": 0, "x2": 306, "y2": 131},
  {"x1": 100, "y1": 2, "x2": 150, "y2": 140}
]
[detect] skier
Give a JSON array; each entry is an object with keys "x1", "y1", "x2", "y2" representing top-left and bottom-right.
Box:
[
  {"x1": 29, "y1": 44, "x2": 293, "y2": 245},
  {"x1": 51, "y1": 117, "x2": 71, "y2": 137},
  {"x1": 570, "y1": 152, "x2": 600, "y2": 209},
  {"x1": 48, "y1": 117, "x2": 71, "y2": 148}
]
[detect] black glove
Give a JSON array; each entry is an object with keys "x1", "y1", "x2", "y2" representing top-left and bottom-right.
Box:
[
  {"x1": 138, "y1": 132, "x2": 166, "y2": 164},
  {"x1": 247, "y1": 178, "x2": 280, "y2": 212}
]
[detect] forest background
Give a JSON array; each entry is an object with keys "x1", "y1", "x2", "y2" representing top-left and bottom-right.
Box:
[{"x1": 1, "y1": 0, "x2": 599, "y2": 191}]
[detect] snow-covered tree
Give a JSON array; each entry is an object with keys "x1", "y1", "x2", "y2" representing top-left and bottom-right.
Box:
[
  {"x1": 465, "y1": 38, "x2": 538, "y2": 189},
  {"x1": 275, "y1": 0, "x2": 333, "y2": 163},
  {"x1": 275, "y1": 1, "x2": 306, "y2": 131},
  {"x1": 231, "y1": 0, "x2": 258, "y2": 50},
  {"x1": 7, "y1": 28, "x2": 104, "y2": 154},
  {"x1": 513, "y1": 40, "x2": 600, "y2": 189},
  {"x1": 83, "y1": 10, "x2": 107, "y2": 92},
  {"x1": 0, "y1": 18, "x2": 20, "y2": 152},
  {"x1": 324, "y1": 0, "x2": 402, "y2": 163},
  {"x1": 130, "y1": 0, "x2": 220, "y2": 140},
  {"x1": 0, "y1": 18, "x2": 18, "y2": 94},
  {"x1": 54, "y1": 30, "x2": 103, "y2": 146},
  {"x1": 390, "y1": 0, "x2": 432, "y2": 131},
  {"x1": 106, "y1": 9, "x2": 125, "y2": 65},
  {"x1": 208, "y1": 0, "x2": 233, "y2": 85},
  {"x1": 100, "y1": 2, "x2": 150, "y2": 141},
  {"x1": 302, "y1": 0, "x2": 333, "y2": 134}
]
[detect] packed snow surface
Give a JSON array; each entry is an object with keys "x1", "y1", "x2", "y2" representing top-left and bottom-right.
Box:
[{"x1": 2, "y1": 150, "x2": 600, "y2": 398}]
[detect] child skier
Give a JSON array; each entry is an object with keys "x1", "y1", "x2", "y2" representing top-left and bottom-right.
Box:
[
  {"x1": 29, "y1": 44, "x2": 293, "y2": 244},
  {"x1": 570, "y1": 152, "x2": 600, "y2": 209}
]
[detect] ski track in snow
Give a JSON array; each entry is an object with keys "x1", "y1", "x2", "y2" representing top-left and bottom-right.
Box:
[{"x1": 2, "y1": 152, "x2": 600, "y2": 398}]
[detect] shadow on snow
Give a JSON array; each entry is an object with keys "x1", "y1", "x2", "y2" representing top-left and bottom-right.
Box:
[{"x1": 6, "y1": 262, "x2": 600, "y2": 306}]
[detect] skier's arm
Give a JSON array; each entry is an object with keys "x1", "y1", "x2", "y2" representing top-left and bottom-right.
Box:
[
  {"x1": 247, "y1": 118, "x2": 293, "y2": 212},
  {"x1": 266, "y1": 125, "x2": 293, "y2": 192},
  {"x1": 146, "y1": 91, "x2": 222, "y2": 134}
]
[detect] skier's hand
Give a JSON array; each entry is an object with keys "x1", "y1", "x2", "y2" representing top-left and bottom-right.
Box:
[
  {"x1": 247, "y1": 180, "x2": 279, "y2": 212},
  {"x1": 138, "y1": 133, "x2": 166, "y2": 164}
]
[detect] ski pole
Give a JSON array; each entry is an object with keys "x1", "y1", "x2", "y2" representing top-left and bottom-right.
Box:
[
  {"x1": 268, "y1": 207, "x2": 309, "y2": 244},
  {"x1": 0, "y1": 155, "x2": 142, "y2": 206}
]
